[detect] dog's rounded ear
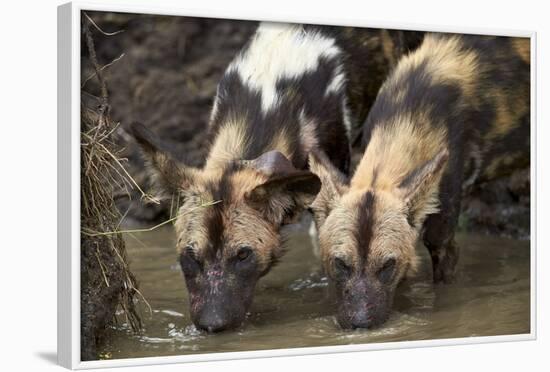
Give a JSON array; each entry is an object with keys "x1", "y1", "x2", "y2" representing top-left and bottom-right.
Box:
[
  {"x1": 243, "y1": 151, "x2": 321, "y2": 225},
  {"x1": 247, "y1": 171, "x2": 321, "y2": 205},
  {"x1": 239, "y1": 150, "x2": 297, "y2": 176},
  {"x1": 128, "y1": 122, "x2": 199, "y2": 200}
]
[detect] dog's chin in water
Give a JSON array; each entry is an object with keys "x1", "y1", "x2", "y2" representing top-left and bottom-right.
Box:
[{"x1": 337, "y1": 312, "x2": 389, "y2": 330}]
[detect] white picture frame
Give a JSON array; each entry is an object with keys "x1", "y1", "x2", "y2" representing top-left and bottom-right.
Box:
[{"x1": 57, "y1": 1, "x2": 537, "y2": 369}]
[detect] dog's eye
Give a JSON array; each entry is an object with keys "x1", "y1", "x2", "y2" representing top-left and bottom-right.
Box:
[
  {"x1": 237, "y1": 246, "x2": 252, "y2": 261},
  {"x1": 333, "y1": 257, "x2": 352, "y2": 280},
  {"x1": 234, "y1": 246, "x2": 256, "y2": 274},
  {"x1": 378, "y1": 258, "x2": 396, "y2": 283}
]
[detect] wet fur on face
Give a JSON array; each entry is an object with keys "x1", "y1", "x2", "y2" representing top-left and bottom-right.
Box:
[
  {"x1": 174, "y1": 172, "x2": 285, "y2": 331},
  {"x1": 310, "y1": 152, "x2": 443, "y2": 328},
  {"x1": 131, "y1": 122, "x2": 321, "y2": 331}
]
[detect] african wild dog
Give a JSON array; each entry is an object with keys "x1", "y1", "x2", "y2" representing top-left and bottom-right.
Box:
[
  {"x1": 310, "y1": 33, "x2": 530, "y2": 329},
  {"x1": 130, "y1": 22, "x2": 423, "y2": 332}
]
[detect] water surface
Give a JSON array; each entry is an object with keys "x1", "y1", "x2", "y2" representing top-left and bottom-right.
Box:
[{"x1": 102, "y1": 227, "x2": 530, "y2": 359}]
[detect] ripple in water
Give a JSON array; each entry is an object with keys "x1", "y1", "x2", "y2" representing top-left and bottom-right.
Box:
[
  {"x1": 102, "y1": 228, "x2": 530, "y2": 359},
  {"x1": 289, "y1": 274, "x2": 329, "y2": 291}
]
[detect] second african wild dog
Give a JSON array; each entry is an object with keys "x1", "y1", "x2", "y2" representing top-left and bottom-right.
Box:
[
  {"x1": 129, "y1": 22, "x2": 422, "y2": 332},
  {"x1": 310, "y1": 33, "x2": 530, "y2": 329}
]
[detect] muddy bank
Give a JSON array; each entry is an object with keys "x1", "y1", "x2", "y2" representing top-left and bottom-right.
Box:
[
  {"x1": 85, "y1": 11, "x2": 530, "y2": 239},
  {"x1": 80, "y1": 16, "x2": 143, "y2": 360},
  {"x1": 80, "y1": 106, "x2": 141, "y2": 361}
]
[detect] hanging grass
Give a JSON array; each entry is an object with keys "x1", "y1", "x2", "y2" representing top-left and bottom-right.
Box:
[{"x1": 79, "y1": 12, "x2": 153, "y2": 361}]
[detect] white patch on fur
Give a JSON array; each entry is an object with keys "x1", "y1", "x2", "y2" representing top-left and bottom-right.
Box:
[
  {"x1": 341, "y1": 97, "x2": 352, "y2": 138},
  {"x1": 462, "y1": 143, "x2": 483, "y2": 191},
  {"x1": 209, "y1": 87, "x2": 221, "y2": 123},
  {"x1": 309, "y1": 220, "x2": 320, "y2": 258},
  {"x1": 227, "y1": 22, "x2": 342, "y2": 113},
  {"x1": 325, "y1": 64, "x2": 350, "y2": 138},
  {"x1": 299, "y1": 109, "x2": 319, "y2": 154},
  {"x1": 325, "y1": 64, "x2": 346, "y2": 95}
]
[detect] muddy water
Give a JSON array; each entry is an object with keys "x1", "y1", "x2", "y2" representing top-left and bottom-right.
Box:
[{"x1": 102, "y1": 226, "x2": 530, "y2": 359}]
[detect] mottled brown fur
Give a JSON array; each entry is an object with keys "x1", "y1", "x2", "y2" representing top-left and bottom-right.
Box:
[
  {"x1": 310, "y1": 32, "x2": 530, "y2": 329},
  {"x1": 130, "y1": 111, "x2": 321, "y2": 332},
  {"x1": 333, "y1": 28, "x2": 425, "y2": 144},
  {"x1": 172, "y1": 172, "x2": 283, "y2": 271}
]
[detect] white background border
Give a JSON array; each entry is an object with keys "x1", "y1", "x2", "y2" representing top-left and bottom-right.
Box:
[
  {"x1": 1, "y1": 0, "x2": 546, "y2": 371},
  {"x1": 59, "y1": 0, "x2": 537, "y2": 369}
]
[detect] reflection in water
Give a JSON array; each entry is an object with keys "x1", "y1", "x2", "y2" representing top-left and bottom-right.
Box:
[{"x1": 103, "y1": 227, "x2": 530, "y2": 359}]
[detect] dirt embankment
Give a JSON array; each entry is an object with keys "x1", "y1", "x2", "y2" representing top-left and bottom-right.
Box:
[
  {"x1": 80, "y1": 14, "x2": 144, "y2": 360},
  {"x1": 86, "y1": 12, "x2": 530, "y2": 239}
]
